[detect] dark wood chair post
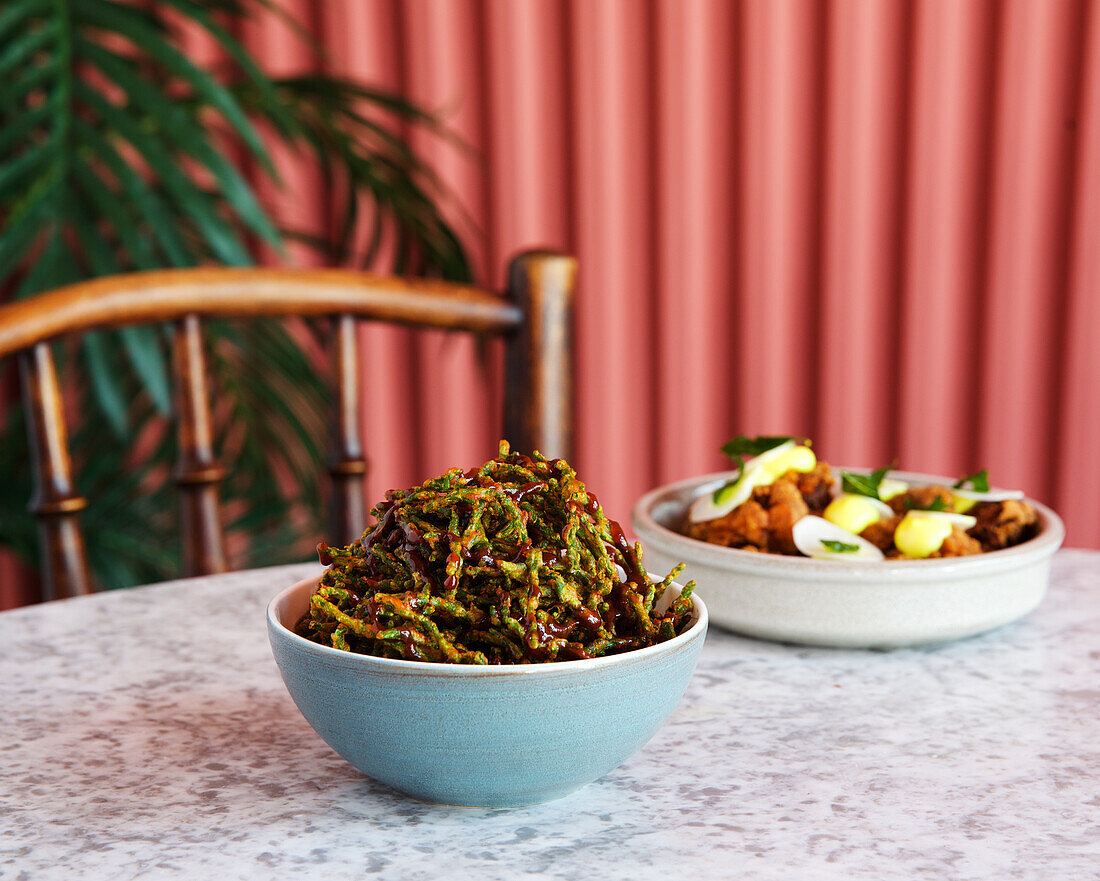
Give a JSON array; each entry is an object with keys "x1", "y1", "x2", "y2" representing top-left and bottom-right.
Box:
[
  {"x1": 503, "y1": 250, "x2": 577, "y2": 460},
  {"x1": 19, "y1": 343, "x2": 93, "y2": 601},
  {"x1": 328, "y1": 314, "x2": 368, "y2": 545},
  {"x1": 172, "y1": 314, "x2": 228, "y2": 576}
]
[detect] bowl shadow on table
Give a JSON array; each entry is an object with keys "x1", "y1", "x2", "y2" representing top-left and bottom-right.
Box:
[
  {"x1": 72, "y1": 685, "x2": 648, "y2": 823},
  {"x1": 58, "y1": 688, "x2": 413, "y2": 824},
  {"x1": 64, "y1": 689, "x2": 700, "y2": 875}
]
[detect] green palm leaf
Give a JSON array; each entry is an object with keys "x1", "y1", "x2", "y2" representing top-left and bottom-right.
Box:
[
  {"x1": 73, "y1": 117, "x2": 193, "y2": 266},
  {"x1": 72, "y1": 0, "x2": 275, "y2": 172},
  {"x1": 0, "y1": 0, "x2": 473, "y2": 592},
  {"x1": 0, "y1": 1, "x2": 48, "y2": 45},
  {"x1": 77, "y1": 39, "x2": 281, "y2": 249}
]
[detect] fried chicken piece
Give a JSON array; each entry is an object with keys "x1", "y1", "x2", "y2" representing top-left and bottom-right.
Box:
[
  {"x1": 860, "y1": 515, "x2": 900, "y2": 553},
  {"x1": 792, "y1": 462, "x2": 835, "y2": 513},
  {"x1": 968, "y1": 499, "x2": 1039, "y2": 550},
  {"x1": 888, "y1": 485, "x2": 954, "y2": 515},
  {"x1": 763, "y1": 477, "x2": 810, "y2": 555},
  {"x1": 684, "y1": 472, "x2": 812, "y2": 555},
  {"x1": 929, "y1": 526, "x2": 983, "y2": 558},
  {"x1": 753, "y1": 466, "x2": 833, "y2": 511},
  {"x1": 683, "y1": 499, "x2": 770, "y2": 550},
  {"x1": 684, "y1": 459, "x2": 834, "y2": 555}
]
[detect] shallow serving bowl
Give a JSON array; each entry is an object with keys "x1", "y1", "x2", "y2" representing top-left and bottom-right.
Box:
[
  {"x1": 268, "y1": 575, "x2": 707, "y2": 807},
  {"x1": 631, "y1": 469, "x2": 1064, "y2": 649}
]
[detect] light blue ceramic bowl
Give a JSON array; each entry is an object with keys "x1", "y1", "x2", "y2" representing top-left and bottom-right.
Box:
[{"x1": 268, "y1": 574, "x2": 707, "y2": 807}]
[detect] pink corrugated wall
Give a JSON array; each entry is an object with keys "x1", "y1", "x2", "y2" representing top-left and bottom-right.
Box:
[
  {"x1": 195, "y1": 0, "x2": 1100, "y2": 548},
  {"x1": 3, "y1": 0, "x2": 1097, "y2": 609}
]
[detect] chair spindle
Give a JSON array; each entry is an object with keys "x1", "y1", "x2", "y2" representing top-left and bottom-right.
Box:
[
  {"x1": 172, "y1": 315, "x2": 228, "y2": 576},
  {"x1": 328, "y1": 314, "x2": 367, "y2": 546},
  {"x1": 19, "y1": 343, "x2": 93, "y2": 600},
  {"x1": 503, "y1": 251, "x2": 577, "y2": 460},
  {"x1": 2, "y1": 258, "x2": 572, "y2": 600}
]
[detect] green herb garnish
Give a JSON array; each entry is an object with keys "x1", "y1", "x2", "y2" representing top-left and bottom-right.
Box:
[
  {"x1": 720, "y1": 434, "x2": 799, "y2": 461},
  {"x1": 953, "y1": 469, "x2": 990, "y2": 492},
  {"x1": 840, "y1": 462, "x2": 895, "y2": 500},
  {"x1": 904, "y1": 496, "x2": 949, "y2": 512},
  {"x1": 713, "y1": 434, "x2": 802, "y2": 503},
  {"x1": 820, "y1": 539, "x2": 859, "y2": 553}
]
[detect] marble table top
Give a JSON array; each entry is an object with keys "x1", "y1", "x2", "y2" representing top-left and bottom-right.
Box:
[{"x1": 2, "y1": 551, "x2": 1098, "y2": 880}]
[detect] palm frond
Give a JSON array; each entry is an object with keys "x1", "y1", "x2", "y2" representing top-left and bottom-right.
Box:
[
  {"x1": 230, "y1": 74, "x2": 474, "y2": 281},
  {"x1": 0, "y1": 0, "x2": 473, "y2": 592}
]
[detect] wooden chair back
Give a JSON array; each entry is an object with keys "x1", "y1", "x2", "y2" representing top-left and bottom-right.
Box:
[{"x1": 0, "y1": 250, "x2": 575, "y2": 601}]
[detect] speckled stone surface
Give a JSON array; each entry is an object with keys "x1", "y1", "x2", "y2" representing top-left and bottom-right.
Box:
[{"x1": 2, "y1": 553, "x2": 1098, "y2": 880}]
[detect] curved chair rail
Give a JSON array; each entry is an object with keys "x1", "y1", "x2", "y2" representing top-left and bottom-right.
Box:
[
  {"x1": 0, "y1": 267, "x2": 524, "y2": 358},
  {"x1": 0, "y1": 252, "x2": 576, "y2": 602}
]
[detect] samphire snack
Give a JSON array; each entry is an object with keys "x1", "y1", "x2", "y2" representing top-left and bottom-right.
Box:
[
  {"x1": 683, "y1": 435, "x2": 1039, "y2": 561},
  {"x1": 296, "y1": 442, "x2": 696, "y2": 664}
]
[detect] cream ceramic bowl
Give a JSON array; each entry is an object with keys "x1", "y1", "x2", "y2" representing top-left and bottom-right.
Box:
[{"x1": 631, "y1": 469, "x2": 1064, "y2": 649}]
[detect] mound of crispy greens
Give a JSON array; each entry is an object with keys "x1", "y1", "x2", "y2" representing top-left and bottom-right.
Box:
[{"x1": 296, "y1": 442, "x2": 695, "y2": 664}]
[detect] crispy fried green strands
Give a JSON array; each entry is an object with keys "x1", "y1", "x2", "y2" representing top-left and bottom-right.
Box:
[{"x1": 296, "y1": 442, "x2": 696, "y2": 664}]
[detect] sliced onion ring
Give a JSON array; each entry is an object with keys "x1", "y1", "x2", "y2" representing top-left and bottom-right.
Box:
[
  {"x1": 792, "y1": 515, "x2": 884, "y2": 561},
  {"x1": 951, "y1": 487, "x2": 1025, "y2": 502}
]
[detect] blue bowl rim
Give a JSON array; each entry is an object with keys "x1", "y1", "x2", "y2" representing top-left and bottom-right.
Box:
[{"x1": 268, "y1": 573, "x2": 708, "y2": 678}]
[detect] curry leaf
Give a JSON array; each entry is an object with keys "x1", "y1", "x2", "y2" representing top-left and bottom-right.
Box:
[
  {"x1": 715, "y1": 434, "x2": 800, "y2": 496},
  {"x1": 820, "y1": 539, "x2": 859, "y2": 553},
  {"x1": 953, "y1": 469, "x2": 990, "y2": 493},
  {"x1": 904, "y1": 496, "x2": 949, "y2": 512},
  {"x1": 720, "y1": 434, "x2": 796, "y2": 460},
  {"x1": 841, "y1": 463, "x2": 895, "y2": 500}
]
